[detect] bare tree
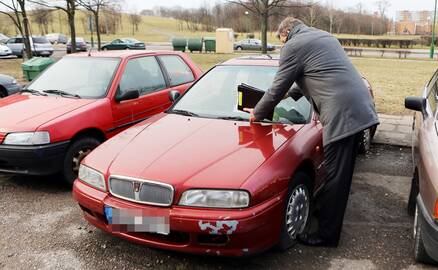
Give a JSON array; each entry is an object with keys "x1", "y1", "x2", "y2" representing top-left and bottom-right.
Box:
[
  {"x1": 129, "y1": 13, "x2": 142, "y2": 35},
  {"x1": 32, "y1": 8, "x2": 52, "y2": 35},
  {"x1": 0, "y1": 0, "x2": 32, "y2": 58},
  {"x1": 30, "y1": 0, "x2": 78, "y2": 53},
  {"x1": 228, "y1": 0, "x2": 313, "y2": 54},
  {"x1": 77, "y1": 0, "x2": 115, "y2": 50},
  {"x1": 376, "y1": 0, "x2": 390, "y2": 33}
]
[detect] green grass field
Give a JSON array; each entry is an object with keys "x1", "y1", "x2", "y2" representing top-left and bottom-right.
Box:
[{"x1": 0, "y1": 54, "x2": 436, "y2": 115}]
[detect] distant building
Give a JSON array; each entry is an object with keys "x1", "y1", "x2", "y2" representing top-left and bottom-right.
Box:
[{"x1": 395, "y1": 10, "x2": 434, "y2": 35}]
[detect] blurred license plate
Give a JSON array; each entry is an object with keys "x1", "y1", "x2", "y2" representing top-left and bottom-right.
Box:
[{"x1": 104, "y1": 206, "x2": 170, "y2": 235}]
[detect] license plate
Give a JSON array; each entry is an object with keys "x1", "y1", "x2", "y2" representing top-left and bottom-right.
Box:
[{"x1": 104, "y1": 206, "x2": 170, "y2": 235}]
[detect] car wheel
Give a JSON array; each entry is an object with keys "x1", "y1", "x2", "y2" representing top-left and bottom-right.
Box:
[
  {"x1": 62, "y1": 137, "x2": 100, "y2": 185},
  {"x1": 408, "y1": 170, "x2": 419, "y2": 217},
  {"x1": 125, "y1": 47, "x2": 130, "y2": 50},
  {"x1": 102, "y1": 47, "x2": 108, "y2": 51},
  {"x1": 277, "y1": 172, "x2": 312, "y2": 250},
  {"x1": 358, "y1": 129, "x2": 372, "y2": 154},
  {"x1": 0, "y1": 87, "x2": 7, "y2": 98},
  {"x1": 413, "y1": 205, "x2": 435, "y2": 264},
  {"x1": 236, "y1": 46, "x2": 242, "y2": 51}
]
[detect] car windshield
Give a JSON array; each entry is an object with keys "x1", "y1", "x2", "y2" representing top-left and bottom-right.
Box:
[
  {"x1": 171, "y1": 65, "x2": 312, "y2": 124},
  {"x1": 25, "y1": 57, "x2": 120, "y2": 99}
]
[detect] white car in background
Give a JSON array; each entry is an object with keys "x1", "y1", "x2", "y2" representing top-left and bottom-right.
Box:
[{"x1": 0, "y1": 44, "x2": 12, "y2": 56}]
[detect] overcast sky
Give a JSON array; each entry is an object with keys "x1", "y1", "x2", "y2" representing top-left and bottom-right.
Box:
[{"x1": 124, "y1": 0, "x2": 437, "y2": 19}]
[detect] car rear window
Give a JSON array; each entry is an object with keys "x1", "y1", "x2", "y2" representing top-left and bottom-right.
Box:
[{"x1": 32, "y1": 37, "x2": 49, "y2": 44}]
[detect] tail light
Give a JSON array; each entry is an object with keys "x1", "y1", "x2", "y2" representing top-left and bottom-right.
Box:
[
  {"x1": 434, "y1": 199, "x2": 438, "y2": 220},
  {"x1": 0, "y1": 133, "x2": 6, "y2": 144}
]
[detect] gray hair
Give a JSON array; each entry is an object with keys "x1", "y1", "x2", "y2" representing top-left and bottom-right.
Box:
[{"x1": 276, "y1": 17, "x2": 304, "y2": 39}]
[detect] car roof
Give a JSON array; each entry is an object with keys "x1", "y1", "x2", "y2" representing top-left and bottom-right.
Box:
[
  {"x1": 221, "y1": 54, "x2": 280, "y2": 66},
  {"x1": 66, "y1": 50, "x2": 183, "y2": 59}
]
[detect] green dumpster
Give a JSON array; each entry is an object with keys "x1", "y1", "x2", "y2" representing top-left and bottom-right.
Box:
[
  {"x1": 204, "y1": 37, "x2": 216, "y2": 53},
  {"x1": 188, "y1": 38, "x2": 203, "y2": 53},
  {"x1": 22, "y1": 57, "x2": 54, "y2": 81},
  {"x1": 172, "y1": 38, "x2": 187, "y2": 52}
]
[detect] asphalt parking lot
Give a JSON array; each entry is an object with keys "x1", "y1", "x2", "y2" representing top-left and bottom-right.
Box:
[{"x1": 0, "y1": 144, "x2": 435, "y2": 270}]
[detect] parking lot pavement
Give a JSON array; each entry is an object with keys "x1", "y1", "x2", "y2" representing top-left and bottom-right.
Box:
[{"x1": 0, "y1": 144, "x2": 435, "y2": 270}]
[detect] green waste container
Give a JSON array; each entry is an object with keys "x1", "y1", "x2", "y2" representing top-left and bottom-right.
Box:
[
  {"x1": 204, "y1": 37, "x2": 216, "y2": 53},
  {"x1": 188, "y1": 38, "x2": 203, "y2": 53},
  {"x1": 172, "y1": 38, "x2": 187, "y2": 52},
  {"x1": 22, "y1": 57, "x2": 54, "y2": 81}
]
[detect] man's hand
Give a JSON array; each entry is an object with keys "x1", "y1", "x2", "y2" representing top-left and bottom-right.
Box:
[{"x1": 243, "y1": 108, "x2": 256, "y2": 123}]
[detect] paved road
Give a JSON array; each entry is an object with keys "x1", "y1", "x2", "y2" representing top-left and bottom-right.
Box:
[{"x1": 0, "y1": 144, "x2": 434, "y2": 270}]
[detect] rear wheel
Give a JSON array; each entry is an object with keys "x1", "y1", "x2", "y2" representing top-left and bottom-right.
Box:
[
  {"x1": 408, "y1": 170, "x2": 419, "y2": 217},
  {"x1": 413, "y1": 205, "x2": 435, "y2": 264},
  {"x1": 0, "y1": 87, "x2": 7, "y2": 98},
  {"x1": 62, "y1": 137, "x2": 100, "y2": 185},
  {"x1": 236, "y1": 46, "x2": 242, "y2": 51},
  {"x1": 277, "y1": 172, "x2": 312, "y2": 250}
]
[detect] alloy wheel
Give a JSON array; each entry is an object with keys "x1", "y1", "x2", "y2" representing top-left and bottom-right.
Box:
[{"x1": 285, "y1": 184, "x2": 310, "y2": 239}]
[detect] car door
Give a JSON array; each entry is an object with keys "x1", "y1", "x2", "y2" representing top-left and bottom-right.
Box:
[
  {"x1": 418, "y1": 72, "x2": 438, "y2": 215},
  {"x1": 242, "y1": 39, "x2": 250, "y2": 50},
  {"x1": 6, "y1": 38, "x2": 20, "y2": 55},
  {"x1": 111, "y1": 55, "x2": 169, "y2": 130}
]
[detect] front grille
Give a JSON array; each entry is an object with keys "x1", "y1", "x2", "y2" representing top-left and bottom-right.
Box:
[
  {"x1": 109, "y1": 175, "x2": 174, "y2": 206},
  {"x1": 0, "y1": 133, "x2": 6, "y2": 144}
]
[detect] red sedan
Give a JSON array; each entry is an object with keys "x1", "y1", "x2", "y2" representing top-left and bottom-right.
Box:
[
  {"x1": 0, "y1": 50, "x2": 201, "y2": 183},
  {"x1": 73, "y1": 55, "x2": 325, "y2": 256}
]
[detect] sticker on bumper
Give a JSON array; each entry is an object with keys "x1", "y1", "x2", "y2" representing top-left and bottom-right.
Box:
[{"x1": 198, "y1": 220, "x2": 238, "y2": 235}]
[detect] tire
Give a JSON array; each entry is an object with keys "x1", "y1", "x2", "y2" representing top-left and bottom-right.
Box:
[
  {"x1": 277, "y1": 172, "x2": 312, "y2": 250},
  {"x1": 62, "y1": 137, "x2": 101, "y2": 185},
  {"x1": 408, "y1": 170, "x2": 419, "y2": 217},
  {"x1": 102, "y1": 47, "x2": 108, "y2": 51},
  {"x1": 236, "y1": 46, "x2": 242, "y2": 51},
  {"x1": 0, "y1": 87, "x2": 7, "y2": 98},
  {"x1": 358, "y1": 129, "x2": 372, "y2": 154},
  {"x1": 413, "y1": 205, "x2": 435, "y2": 264}
]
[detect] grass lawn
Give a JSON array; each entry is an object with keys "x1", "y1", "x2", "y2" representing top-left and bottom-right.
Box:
[{"x1": 0, "y1": 55, "x2": 436, "y2": 115}]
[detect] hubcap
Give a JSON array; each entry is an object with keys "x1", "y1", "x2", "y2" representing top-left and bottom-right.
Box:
[
  {"x1": 72, "y1": 148, "x2": 92, "y2": 174},
  {"x1": 286, "y1": 184, "x2": 310, "y2": 239}
]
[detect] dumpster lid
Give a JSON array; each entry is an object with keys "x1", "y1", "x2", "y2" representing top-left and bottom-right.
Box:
[{"x1": 22, "y1": 57, "x2": 54, "y2": 67}]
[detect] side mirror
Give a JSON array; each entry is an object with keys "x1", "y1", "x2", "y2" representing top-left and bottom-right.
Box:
[
  {"x1": 405, "y1": 96, "x2": 426, "y2": 112},
  {"x1": 169, "y1": 90, "x2": 181, "y2": 103},
  {"x1": 115, "y1": 89, "x2": 139, "y2": 102}
]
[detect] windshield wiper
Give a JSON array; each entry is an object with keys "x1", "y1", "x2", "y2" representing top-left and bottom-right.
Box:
[
  {"x1": 43, "y1": 89, "x2": 81, "y2": 99},
  {"x1": 19, "y1": 89, "x2": 48, "y2": 96},
  {"x1": 170, "y1": 109, "x2": 199, "y2": 117},
  {"x1": 216, "y1": 116, "x2": 248, "y2": 122}
]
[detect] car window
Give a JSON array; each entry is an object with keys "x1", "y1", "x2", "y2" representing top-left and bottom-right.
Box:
[
  {"x1": 159, "y1": 55, "x2": 195, "y2": 87},
  {"x1": 119, "y1": 56, "x2": 166, "y2": 96},
  {"x1": 15, "y1": 38, "x2": 23, "y2": 43},
  {"x1": 428, "y1": 83, "x2": 437, "y2": 115},
  {"x1": 7, "y1": 38, "x2": 15, "y2": 44},
  {"x1": 32, "y1": 37, "x2": 49, "y2": 44}
]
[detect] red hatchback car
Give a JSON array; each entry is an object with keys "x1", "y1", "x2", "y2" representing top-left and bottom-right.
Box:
[
  {"x1": 73, "y1": 55, "x2": 326, "y2": 256},
  {"x1": 0, "y1": 50, "x2": 201, "y2": 183}
]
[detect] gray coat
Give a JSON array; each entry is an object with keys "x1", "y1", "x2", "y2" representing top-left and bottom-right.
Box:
[{"x1": 254, "y1": 24, "x2": 379, "y2": 146}]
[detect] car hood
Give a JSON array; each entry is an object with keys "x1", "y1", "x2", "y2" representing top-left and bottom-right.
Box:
[
  {"x1": 88, "y1": 114, "x2": 303, "y2": 190},
  {"x1": 0, "y1": 94, "x2": 96, "y2": 132}
]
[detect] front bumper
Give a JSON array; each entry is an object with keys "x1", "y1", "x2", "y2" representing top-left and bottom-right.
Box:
[
  {"x1": 0, "y1": 141, "x2": 69, "y2": 175},
  {"x1": 73, "y1": 180, "x2": 286, "y2": 256},
  {"x1": 417, "y1": 195, "x2": 438, "y2": 261}
]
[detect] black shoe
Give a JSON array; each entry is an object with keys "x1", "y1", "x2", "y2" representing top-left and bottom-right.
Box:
[{"x1": 297, "y1": 232, "x2": 338, "y2": 247}]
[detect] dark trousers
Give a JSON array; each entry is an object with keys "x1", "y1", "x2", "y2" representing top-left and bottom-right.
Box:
[{"x1": 318, "y1": 132, "x2": 361, "y2": 245}]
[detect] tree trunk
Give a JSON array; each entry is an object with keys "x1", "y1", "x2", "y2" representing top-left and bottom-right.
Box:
[
  {"x1": 261, "y1": 13, "x2": 268, "y2": 54},
  {"x1": 19, "y1": 0, "x2": 32, "y2": 59},
  {"x1": 67, "y1": 0, "x2": 76, "y2": 53},
  {"x1": 94, "y1": 11, "x2": 101, "y2": 50}
]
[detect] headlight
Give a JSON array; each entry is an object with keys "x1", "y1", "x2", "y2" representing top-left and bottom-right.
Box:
[
  {"x1": 78, "y1": 164, "x2": 106, "y2": 191},
  {"x1": 179, "y1": 189, "x2": 250, "y2": 208},
  {"x1": 12, "y1": 79, "x2": 17, "y2": 84},
  {"x1": 3, "y1": 132, "x2": 50, "y2": 145}
]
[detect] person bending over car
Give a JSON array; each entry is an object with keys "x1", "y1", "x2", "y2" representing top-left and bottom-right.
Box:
[{"x1": 246, "y1": 17, "x2": 379, "y2": 247}]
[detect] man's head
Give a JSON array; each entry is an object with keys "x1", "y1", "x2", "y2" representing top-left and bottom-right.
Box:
[{"x1": 276, "y1": 17, "x2": 304, "y2": 44}]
